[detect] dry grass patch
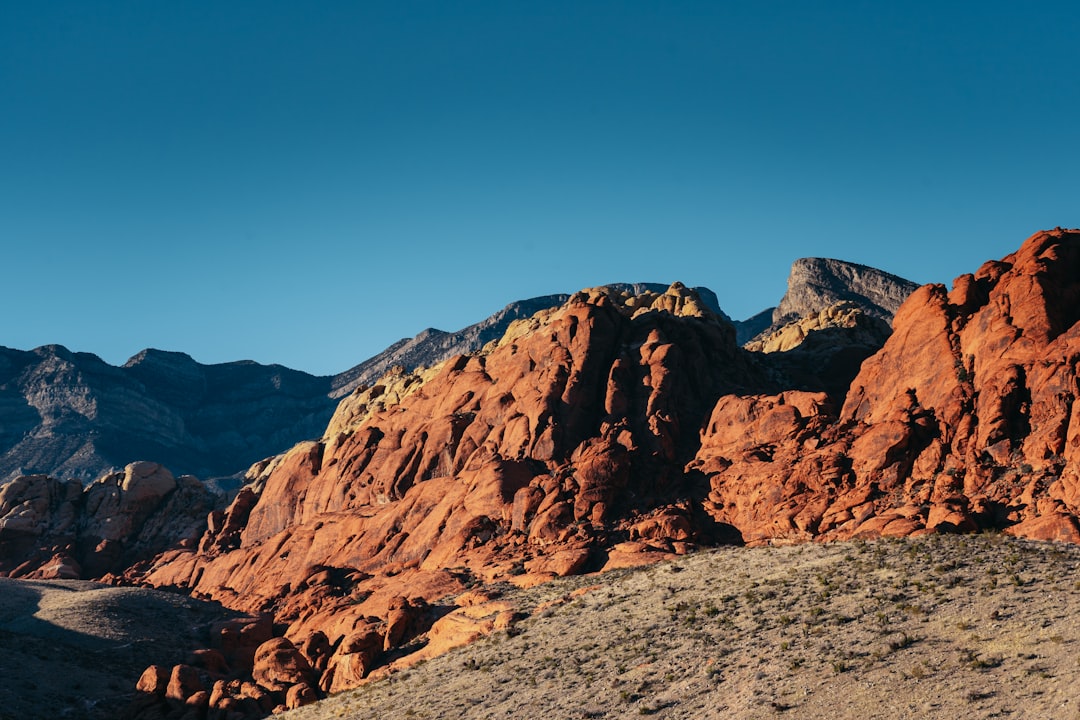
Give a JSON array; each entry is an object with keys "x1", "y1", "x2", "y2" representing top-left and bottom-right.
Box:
[{"x1": 284, "y1": 534, "x2": 1080, "y2": 720}]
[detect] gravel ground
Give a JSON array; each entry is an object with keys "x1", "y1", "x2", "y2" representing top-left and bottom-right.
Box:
[
  {"x1": 284, "y1": 533, "x2": 1080, "y2": 720},
  {"x1": 0, "y1": 578, "x2": 241, "y2": 720}
]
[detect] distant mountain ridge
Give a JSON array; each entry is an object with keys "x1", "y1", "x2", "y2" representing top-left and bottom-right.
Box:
[
  {"x1": 0, "y1": 345, "x2": 335, "y2": 485},
  {"x1": 767, "y1": 257, "x2": 919, "y2": 332},
  {"x1": 0, "y1": 272, "x2": 905, "y2": 485}
]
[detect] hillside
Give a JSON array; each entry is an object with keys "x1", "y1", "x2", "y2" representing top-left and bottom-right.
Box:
[
  {"x1": 0, "y1": 577, "x2": 242, "y2": 720},
  {"x1": 283, "y1": 534, "x2": 1080, "y2": 720}
]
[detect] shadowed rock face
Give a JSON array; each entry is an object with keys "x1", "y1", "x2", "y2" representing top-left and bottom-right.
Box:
[
  {"x1": 745, "y1": 258, "x2": 920, "y2": 395},
  {"x1": 771, "y1": 257, "x2": 919, "y2": 327},
  {"x1": 0, "y1": 346, "x2": 336, "y2": 485}
]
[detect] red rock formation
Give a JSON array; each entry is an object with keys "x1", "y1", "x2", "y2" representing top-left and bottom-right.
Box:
[
  {"x1": 251, "y1": 637, "x2": 316, "y2": 692},
  {"x1": 15, "y1": 232, "x2": 1080, "y2": 715},
  {"x1": 699, "y1": 228, "x2": 1080, "y2": 544},
  {"x1": 120, "y1": 283, "x2": 769, "y2": 703},
  {"x1": 0, "y1": 462, "x2": 220, "y2": 579}
]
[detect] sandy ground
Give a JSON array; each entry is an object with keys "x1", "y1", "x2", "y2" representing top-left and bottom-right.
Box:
[
  {"x1": 0, "y1": 578, "x2": 240, "y2": 720},
  {"x1": 284, "y1": 533, "x2": 1080, "y2": 720}
]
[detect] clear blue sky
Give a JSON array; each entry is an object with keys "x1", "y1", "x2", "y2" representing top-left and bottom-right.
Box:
[{"x1": 3, "y1": 2, "x2": 1078, "y2": 376}]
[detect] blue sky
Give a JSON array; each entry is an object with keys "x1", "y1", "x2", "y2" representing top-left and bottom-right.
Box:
[{"x1": 3, "y1": 2, "x2": 1078, "y2": 376}]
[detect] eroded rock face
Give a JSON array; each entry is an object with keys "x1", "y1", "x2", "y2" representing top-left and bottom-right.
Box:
[
  {"x1": 746, "y1": 302, "x2": 896, "y2": 395},
  {"x1": 700, "y1": 228, "x2": 1080, "y2": 544},
  {"x1": 115, "y1": 234, "x2": 1080, "y2": 701},
  {"x1": 121, "y1": 283, "x2": 769, "y2": 700},
  {"x1": 745, "y1": 258, "x2": 919, "y2": 395},
  {"x1": 770, "y1": 257, "x2": 919, "y2": 327},
  {"x1": 0, "y1": 462, "x2": 220, "y2": 578},
  {"x1": 13, "y1": 231, "x2": 1080, "y2": 713}
]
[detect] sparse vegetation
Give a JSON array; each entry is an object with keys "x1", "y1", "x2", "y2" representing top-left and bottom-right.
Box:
[{"x1": 281, "y1": 535, "x2": 1080, "y2": 720}]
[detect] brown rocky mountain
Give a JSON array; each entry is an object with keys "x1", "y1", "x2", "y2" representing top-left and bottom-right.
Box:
[
  {"x1": 767, "y1": 256, "x2": 919, "y2": 329},
  {"x1": 3, "y1": 230, "x2": 1076, "y2": 719}
]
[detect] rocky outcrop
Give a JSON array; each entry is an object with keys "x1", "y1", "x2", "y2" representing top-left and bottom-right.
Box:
[
  {"x1": 114, "y1": 282, "x2": 768, "y2": 705},
  {"x1": 7, "y1": 231, "x2": 1080, "y2": 716},
  {"x1": 698, "y1": 228, "x2": 1080, "y2": 544},
  {"x1": 0, "y1": 462, "x2": 221, "y2": 578},
  {"x1": 115, "y1": 232, "x2": 1080, "y2": 706},
  {"x1": 769, "y1": 257, "x2": 919, "y2": 328},
  {"x1": 747, "y1": 301, "x2": 897, "y2": 395},
  {"x1": 745, "y1": 258, "x2": 919, "y2": 394}
]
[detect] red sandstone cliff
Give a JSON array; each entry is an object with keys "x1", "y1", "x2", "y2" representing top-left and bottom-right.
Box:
[
  {"x1": 121, "y1": 283, "x2": 771, "y2": 708},
  {"x1": 5, "y1": 230, "x2": 1080, "y2": 717},
  {"x1": 696, "y1": 228, "x2": 1080, "y2": 544}
]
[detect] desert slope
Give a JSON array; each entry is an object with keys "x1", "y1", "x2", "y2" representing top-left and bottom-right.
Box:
[{"x1": 282, "y1": 534, "x2": 1080, "y2": 720}]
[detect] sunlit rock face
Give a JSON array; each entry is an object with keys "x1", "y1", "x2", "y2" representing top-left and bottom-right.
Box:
[{"x1": 701, "y1": 228, "x2": 1080, "y2": 545}]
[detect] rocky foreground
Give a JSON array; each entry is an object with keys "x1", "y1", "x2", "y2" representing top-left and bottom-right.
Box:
[
  {"x1": 288, "y1": 533, "x2": 1080, "y2": 719},
  {"x1": 5, "y1": 534, "x2": 1077, "y2": 719}
]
